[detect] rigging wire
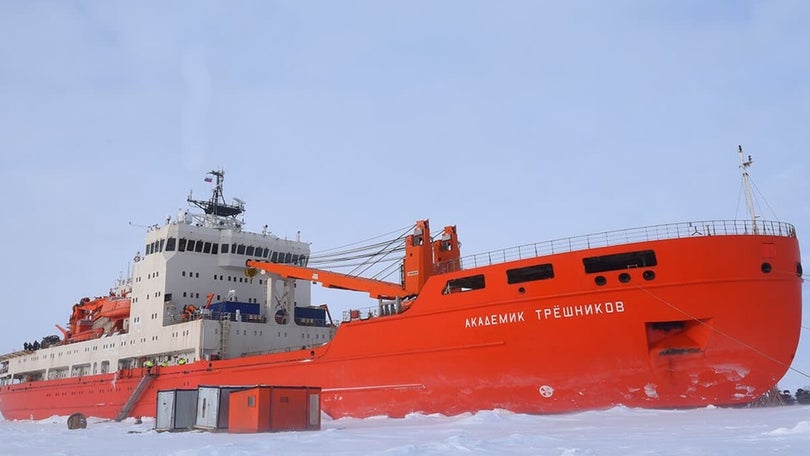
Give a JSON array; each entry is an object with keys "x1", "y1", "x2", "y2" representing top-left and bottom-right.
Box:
[
  {"x1": 307, "y1": 223, "x2": 452, "y2": 282},
  {"x1": 309, "y1": 240, "x2": 405, "y2": 261},
  {"x1": 319, "y1": 256, "x2": 404, "y2": 270},
  {"x1": 750, "y1": 178, "x2": 780, "y2": 221},
  {"x1": 310, "y1": 224, "x2": 415, "y2": 255},
  {"x1": 735, "y1": 156, "x2": 779, "y2": 222},
  {"x1": 364, "y1": 226, "x2": 452, "y2": 281},
  {"x1": 308, "y1": 246, "x2": 406, "y2": 265},
  {"x1": 307, "y1": 224, "x2": 452, "y2": 283},
  {"x1": 348, "y1": 225, "x2": 414, "y2": 277},
  {"x1": 634, "y1": 282, "x2": 810, "y2": 382},
  {"x1": 307, "y1": 224, "x2": 416, "y2": 277},
  {"x1": 734, "y1": 179, "x2": 744, "y2": 220}
]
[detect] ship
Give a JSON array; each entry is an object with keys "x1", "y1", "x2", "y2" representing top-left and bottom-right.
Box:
[{"x1": 0, "y1": 152, "x2": 802, "y2": 421}]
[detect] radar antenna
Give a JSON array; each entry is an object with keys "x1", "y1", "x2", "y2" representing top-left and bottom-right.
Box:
[{"x1": 187, "y1": 170, "x2": 246, "y2": 229}]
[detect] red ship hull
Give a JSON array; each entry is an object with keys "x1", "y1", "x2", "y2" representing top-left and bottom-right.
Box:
[{"x1": 0, "y1": 232, "x2": 801, "y2": 420}]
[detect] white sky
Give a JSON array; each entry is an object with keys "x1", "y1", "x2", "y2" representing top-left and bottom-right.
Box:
[{"x1": 1, "y1": 1, "x2": 809, "y2": 390}]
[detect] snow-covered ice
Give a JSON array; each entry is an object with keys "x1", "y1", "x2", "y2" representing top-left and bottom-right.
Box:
[{"x1": 2, "y1": 405, "x2": 809, "y2": 455}]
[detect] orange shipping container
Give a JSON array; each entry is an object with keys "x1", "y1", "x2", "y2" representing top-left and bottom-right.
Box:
[{"x1": 228, "y1": 386, "x2": 321, "y2": 433}]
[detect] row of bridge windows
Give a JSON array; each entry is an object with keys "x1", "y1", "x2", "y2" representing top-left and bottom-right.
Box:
[{"x1": 143, "y1": 237, "x2": 307, "y2": 265}]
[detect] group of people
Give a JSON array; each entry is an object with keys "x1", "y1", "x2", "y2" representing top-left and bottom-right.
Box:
[
  {"x1": 144, "y1": 357, "x2": 188, "y2": 373},
  {"x1": 21, "y1": 335, "x2": 61, "y2": 352},
  {"x1": 779, "y1": 388, "x2": 810, "y2": 405}
]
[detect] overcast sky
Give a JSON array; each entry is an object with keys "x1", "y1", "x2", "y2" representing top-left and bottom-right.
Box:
[{"x1": 1, "y1": 1, "x2": 809, "y2": 390}]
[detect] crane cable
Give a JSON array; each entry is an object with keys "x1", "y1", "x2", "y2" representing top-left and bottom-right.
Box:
[
  {"x1": 348, "y1": 225, "x2": 414, "y2": 277},
  {"x1": 310, "y1": 224, "x2": 415, "y2": 255}
]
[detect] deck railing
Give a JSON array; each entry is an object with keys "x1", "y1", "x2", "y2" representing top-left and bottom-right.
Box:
[{"x1": 440, "y1": 219, "x2": 796, "y2": 272}]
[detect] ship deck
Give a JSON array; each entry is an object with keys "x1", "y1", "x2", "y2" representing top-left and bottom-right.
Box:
[{"x1": 451, "y1": 219, "x2": 796, "y2": 270}]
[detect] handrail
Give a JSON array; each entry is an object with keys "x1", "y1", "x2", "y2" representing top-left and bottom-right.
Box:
[{"x1": 439, "y1": 219, "x2": 796, "y2": 272}]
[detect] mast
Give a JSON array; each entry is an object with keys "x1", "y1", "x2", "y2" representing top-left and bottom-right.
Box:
[
  {"x1": 187, "y1": 169, "x2": 246, "y2": 229},
  {"x1": 737, "y1": 145, "x2": 758, "y2": 233}
]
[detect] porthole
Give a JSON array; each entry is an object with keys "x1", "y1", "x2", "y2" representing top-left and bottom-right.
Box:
[
  {"x1": 518, "y1": 287, "x2": 526, "y2": 294},
  {"x1": 797, "y1": 262, "x2": 803, "y2": 277},
  {"x1": 643, "y1": 270, "x2": 655, "y2": 281},
  {"x1": 618, "y1": 273, "x2": 631, "y2": 283},
  {"x1": 594, "y1": 276, "x2": 607, "y2": 286},
  {"x1": 761, "y1": 262, "x2": 772, "y2": 274}
]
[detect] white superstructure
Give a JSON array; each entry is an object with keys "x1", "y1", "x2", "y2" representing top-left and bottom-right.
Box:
[{"x1": 0, "y1": 171, "x2": 336, "y2": 385}]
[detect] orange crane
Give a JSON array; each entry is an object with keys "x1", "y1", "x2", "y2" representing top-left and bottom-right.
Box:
[{"x1": 246, "y1": 220, "x2": 460, "y2": 299}]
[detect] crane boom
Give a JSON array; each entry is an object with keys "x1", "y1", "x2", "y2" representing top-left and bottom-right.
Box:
[{"x1": 246, "y1": 260, "x2": 409, "y2": 299}]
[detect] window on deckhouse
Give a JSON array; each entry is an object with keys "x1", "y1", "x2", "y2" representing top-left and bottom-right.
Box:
[
  {"x1": 506, "y1": 263, "x2": 555, "y2": 284},
  {"x1": 442, "y1": 274, "x2": 486, "y2": 294},
  {"x1": 582, "y1": 250, "x2": 657, "y2": 273}
]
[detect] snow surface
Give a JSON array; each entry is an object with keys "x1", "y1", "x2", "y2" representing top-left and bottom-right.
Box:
[{"x1": 2, "y1": 406, "x2": 809, "y2": 455}]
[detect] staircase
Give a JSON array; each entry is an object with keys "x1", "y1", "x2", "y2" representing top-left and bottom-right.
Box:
[{"x1": 115, "y1": 373, "x2": 155, "y2": 422}]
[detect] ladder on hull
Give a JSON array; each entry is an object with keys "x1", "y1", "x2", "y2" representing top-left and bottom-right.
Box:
[{"x1": 115, "y1": 374, "x2": 154, "y2": 422}]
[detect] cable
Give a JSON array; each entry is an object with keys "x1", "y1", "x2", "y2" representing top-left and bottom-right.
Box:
[
  {"x1": 634, "y1": 283, "x2": 810, "y2": 382},
  {"x1": 348, "y1": 226, "x2": 412, "y2": 277},
  {"x1": 310, "y1": 224, "x2": 415, "y2": 255},
  {"x1": 750, "y1": 177, "x2": 780, "y2": 221}
]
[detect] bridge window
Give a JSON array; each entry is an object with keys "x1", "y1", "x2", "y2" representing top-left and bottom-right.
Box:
[
  {"x1": 506, "y1": 263, "x2": 554, "y2": 284},
  {"x1": 246, "y1": 246, "x2": 255, "y2": 256},
  {"x1": 203, "y1": 242, "x2": 212, "y2": 254},
  {"x1": 166, "y1": 237, "x2": 176, "y2": 251},
  {"x1": 221, "y1": 243, "x2": 229, "y2": 254},
  {"x1": 443, "y1": 274, "x2": 486, "y2": 294},
  {"x1": 178, "y1": 238, "x2": 187, "y2": 252},
  {"x1": 583, "y1": 250, "x2": 657, "y2": 273},
  {"x1": 237, "y1": 244, "x2": 246, "y2": 255}
]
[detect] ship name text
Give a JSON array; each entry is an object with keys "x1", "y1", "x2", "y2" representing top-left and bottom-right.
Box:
[
  {"x1": 535, "y1": 301, "x2": 625, "y2": 320},
  {"x1": 464, "y1": 301, "x2": 625, "y2": 329},
  {"x1": 465, "y1": 312, "x2": 525, "y2": 328}
]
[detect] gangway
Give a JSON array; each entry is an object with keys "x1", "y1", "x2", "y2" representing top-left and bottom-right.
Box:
[{"x1": 115, "y1": 373, "x2": 154, "y2": 422}]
